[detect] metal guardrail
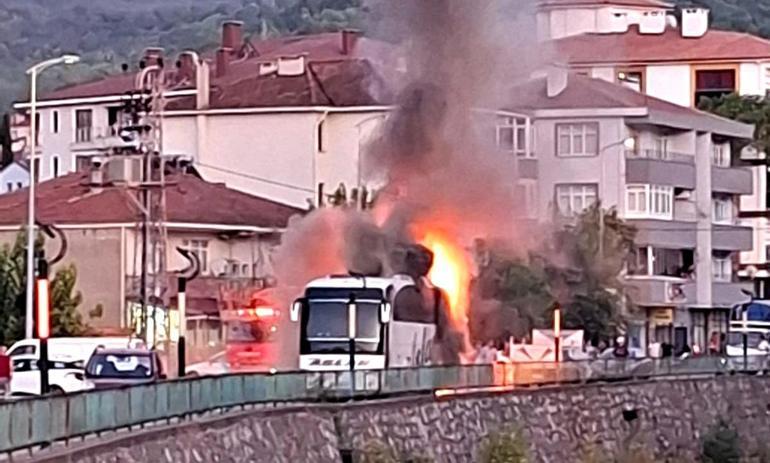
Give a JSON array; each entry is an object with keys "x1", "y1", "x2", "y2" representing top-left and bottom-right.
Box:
[{"x1": 0, "y1": 357, "x2": 766, "y2": 455}]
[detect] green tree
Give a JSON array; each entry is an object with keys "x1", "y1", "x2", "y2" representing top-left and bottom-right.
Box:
[
  {"x1": 698, "y1": 93, "x2": 770, "y2": 152},
  {"x1": 477, "y1": 426, "x2": 529, "y2": 463},
  {"x1": 0, "y1": 231, "x2": 86, "y2": 346},
  {"x1": 701, "y1": 420, "x2": 741, "y2": 463}
]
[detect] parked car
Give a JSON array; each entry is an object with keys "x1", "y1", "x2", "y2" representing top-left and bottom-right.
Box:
[
  {"x1": 8, "y1": 355, "x2": 90, "y2": 396},
  {"x1": 84, "y1": 348, "x2": 165, "y2": 389},
  {"x1": 186, "y1": 352, "x2": 230, "y2": 377},
  {"x1": 6, "y1": 337, "x2": 145, "y2": 365}
]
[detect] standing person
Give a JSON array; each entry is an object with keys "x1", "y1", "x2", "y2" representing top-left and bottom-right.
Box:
[
  {"x1": 708, "y1": 332, "x2": 721, "y2": 356},
  {"x1": 759, "y1": 334, "x2": 770, "y2": 353}
]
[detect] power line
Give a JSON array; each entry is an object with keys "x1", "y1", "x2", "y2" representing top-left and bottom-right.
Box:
[{"x1": 195, "y1": 162, "x2": 316, "y2": 194}]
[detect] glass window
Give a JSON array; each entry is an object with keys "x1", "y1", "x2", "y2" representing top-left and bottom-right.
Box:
[
  {"x1": 496, "y1": 116, "x2": 531, "y2": 158},
  {"x1": 556, "y1": 123, "x2": 599, "y2": 157},
  {"x1": 626, "y1": 185, "x2": 673, "y2": 220},
  {"x1": 618, "y1": 71, "x2": 643, "y2": 92},
  {"x1": 51, "y1": 110, "x2": 59, "y2": 134},
  {"x1": 182, "y1": 239, "x2": 209, "y2": 273},
  {"x1": 555, "y1": 184, "x2": 597, "y2": 217},
  {"x1": 75, "y1": 109, "x2": 93, "y2": 143},
  {"x1": 52, "y1": 156, "x2": 59, "y2": 178},
  {"x1": 695, "y1": 69, "x2": 736, "y2": 105},
  {"x1": 712, "y1": 196, "x2": 733, "y2": 224},
  {"x1": 712, "y1": 144, "x2": 730, "y2": 167},
  {"x1": 86, "y1": 353, "x2": 154, "y2": 379},
  {"x1": 712, "y1": 253, "x2": 732, "y2": 283}
]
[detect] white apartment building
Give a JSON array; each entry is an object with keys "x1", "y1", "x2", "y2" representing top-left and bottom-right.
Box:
[
  {"x1": 504, "y1": 70, "x2": 754, "y2": 353},
  {"x1": 12, "y1": 25, "x2": 396, "y2": 210}
]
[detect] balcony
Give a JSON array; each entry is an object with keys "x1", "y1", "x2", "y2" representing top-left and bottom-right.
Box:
[
  {"x1": 713, "y1": 223, "x2": 752, "y2": 251},
  {"x1": 711, "y1": 165, "x2": 753, "y2": 195},
  {"x1": 632, "y1": 220, "x2": 696, "y2": 249},
  {"x1": 625, "y1": 276, "x2": 689, "y2": 307},
  {"x1": 71, "y1": 126, "x2": 129, "y2": 152},
  {"x1": 625, "y1": 150, "x2": 695, "y2": 189}
]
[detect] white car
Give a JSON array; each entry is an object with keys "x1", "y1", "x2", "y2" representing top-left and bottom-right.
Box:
[
  {"x1": 186, "y1": 352, "x2": 230, "y2": 377},
  {"x1": 8, "y1": 355, "x2": 92, "y2": 396}
]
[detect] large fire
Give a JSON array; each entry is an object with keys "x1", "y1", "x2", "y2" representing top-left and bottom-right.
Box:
[{"x1": 421, "y1": 230, "x2": 472, "y2": 327}]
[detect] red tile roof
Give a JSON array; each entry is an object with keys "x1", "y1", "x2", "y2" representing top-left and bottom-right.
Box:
[
  {"x1": 166, "y1": 58, "x2": 393, "y2": 110},
  {"x1": 504, "y1": 74, "x2": 751, "y2": 136},
  {"x1": 0, "y1": 170, "x2": 301, "y2": 227},
  {"x1": 33, "y1": 32, "x2": 398, "y2": 108},
  {"x1": 539, "y1": 0, "x2": 673, "y2": 8},
  {"x1": 552, "y1": 26, "x2": 770, "y2": 64}
]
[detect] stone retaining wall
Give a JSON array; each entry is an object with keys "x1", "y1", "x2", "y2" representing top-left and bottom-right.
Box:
[{"x1": 29, "y1": 376, "x2": 770, "y2": 463}]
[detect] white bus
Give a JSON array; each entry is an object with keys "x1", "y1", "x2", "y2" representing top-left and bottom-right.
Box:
[
  {"x1": 290, "y1": 274, "x2": 447, "y2": 371},
  {"x1": 727, "y1": 300, "x2": 770, "y2": 357}
]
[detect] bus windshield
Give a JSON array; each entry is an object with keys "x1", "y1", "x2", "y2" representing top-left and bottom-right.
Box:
[
  {"x1": 727, "y1": 332, "x2": 763, "y2": 349},
  {"x1": 303, "y1": 300, "x2": 381, "y2": 354}
]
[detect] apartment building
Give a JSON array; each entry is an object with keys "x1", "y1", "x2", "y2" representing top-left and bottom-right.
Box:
[
  {"x1": 504, "y1": 70, "x2": 755, "y2": 353},
  {"x1": 0, "y1": 164, "x2": 300, "y2": 347},
  {"x1": 12, "y1": 24, "x2": 397, "y2": 210}
]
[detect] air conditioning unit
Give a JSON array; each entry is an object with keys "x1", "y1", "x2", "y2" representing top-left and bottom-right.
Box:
[{"x1": 106, "y1": 157, "x2": 143, "y2": 185}]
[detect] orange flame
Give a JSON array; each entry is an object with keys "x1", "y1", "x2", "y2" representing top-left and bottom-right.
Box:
[{"x1": 421, "y1": 230, "x2": 471, "y2": 326}]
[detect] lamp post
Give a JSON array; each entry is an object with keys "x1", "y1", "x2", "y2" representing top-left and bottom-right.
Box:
[
  {"x1": 348, "y1": 297, "x2": 357, "y2": 399},
  {"x1": 24, "y1": 54, "x2": 80, "y2": 340},
  {"x1": 553, "y1": 303, "x2": 562, "y2": 363},
  {"x1": 598, "y1": 136, "x2": 637, "y2": 259}
]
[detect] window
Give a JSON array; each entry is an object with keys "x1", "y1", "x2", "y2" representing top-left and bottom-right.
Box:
[
  {"x1": 655, "y1": 137, "x2": 669, "y2": 159},
  {"x1": 5, "y1": 182, "x2": 12, "y2": 192},
  {"x1": 16, "y1": 182, "x2": 21, "y2": 189},
  {"x1": 75, "y1": 109, "x2": 93, "y2": 143},
  {"x1": 651, "y1": 248, "x2": 694, "y2": 278},
  {"x1": 556, "y1": 123, "x2": 599, "y2": 157},
  {"x1": 713, "y1": 253, "x2": 732, "y2": 283},
  {"x1": 628, "y1": 247, "x2": 650, "y2": 276},
  {"x1": 712, "y1": 144, "x2": 730, "y2": 167},
  {"x1": 182, "y1": 239, "x2": 209, "y2": 273},
  {"x1": 51, "y1": 110, "x2": 59, "y2": 134},
  {"x1": 33, "y1": 158, "x2": 40, "y2": 183},
  {"x1": 75, "y1": 156, "x2": 92, "y2": 172},
  {"x1": 766, "y1": 245, "x2": 770, "y2": 263},
  {"x1": 694, "y1": 69, "x2": 736, "y2": 106},
  {"x1": 626, "y1": 185, "x2": 673, "y2": 219},
  {"x1": 51, "y1": 156, "x2": 59, "y2": 178},
  {"x1": 555, "y1": 183, "x2": 597, "y2": 216},
  {"x1": 497, "y1": 116, "x2": 531, "y2": 158},
  {"x1": 712, "y1": 196, "x2": 733, "y2": 224},
  {"x1": 317, "y1": 120, "x2": 325, "y2": 153}
]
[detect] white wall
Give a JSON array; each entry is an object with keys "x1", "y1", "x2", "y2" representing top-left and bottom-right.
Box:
[
  {"x1": 0, "y1": 163, "x2": 29, "y2": 193},
  {"x1": 533, "y1": 116, "x2": 628, "y2": 216},
  {"x1": 164, "y1": 110, "x2": 388, "y2": 209},
  {"x1": 739, "y1": 62, "x2": 764, "y2": 97},
  {"x1": 646, "y1": 65, "x2": 692, "y2": 107}
]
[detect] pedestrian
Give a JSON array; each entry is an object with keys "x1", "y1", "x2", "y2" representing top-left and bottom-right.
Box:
[
  {"x1": 708, "y1": 332, "x2": 720, "y2": 356},
  {"x1": 759, "y1": 334, "x2": 770, "y2": 353},
  {"x1": 613, "y1": 336, "x2": 629, "y2": 358}
]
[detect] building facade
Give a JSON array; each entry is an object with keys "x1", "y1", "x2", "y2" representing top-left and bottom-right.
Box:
[{"x1": 505, "y1": 71, "x2": 755, "y2": 352}]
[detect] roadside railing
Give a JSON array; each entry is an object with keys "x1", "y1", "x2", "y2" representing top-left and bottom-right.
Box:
[{"x1": 1, "y1": 357, "x2": 766, "y2": 455}]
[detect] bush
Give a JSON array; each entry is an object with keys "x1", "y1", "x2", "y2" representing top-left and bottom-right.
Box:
[
  {"x1": 477, "y1": 426, "x2": 529, "y2": 463},
  {"x1": 701, "y1": 420, "x2": 741, "y2": 463}
]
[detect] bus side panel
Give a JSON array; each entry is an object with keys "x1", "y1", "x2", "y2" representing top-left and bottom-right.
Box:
[{"x1": 387, "y1": 321, "x2": 437, "y2": 368}]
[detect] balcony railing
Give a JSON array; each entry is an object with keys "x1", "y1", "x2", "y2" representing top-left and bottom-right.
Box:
[{"x1": 626, "y1": 149, "x2": 694, "y2": 164}]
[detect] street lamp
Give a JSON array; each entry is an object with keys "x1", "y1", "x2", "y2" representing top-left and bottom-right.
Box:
[
  {"x1": 598, "y1": 136, "x2": 637, "y2": 259},
  {"x1": 24, "y1": 54, "x2": 80, "y2": 339}
]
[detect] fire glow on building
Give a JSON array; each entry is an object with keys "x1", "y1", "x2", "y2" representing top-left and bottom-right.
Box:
[{"x1": 273, "y1": 0, "x2": 540, "y2": 365}]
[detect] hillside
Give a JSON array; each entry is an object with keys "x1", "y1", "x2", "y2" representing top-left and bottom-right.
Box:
[
  {"x1": 1, "y1": 0, "x2": 769, "y2": 110},
  {"x1": 0, "y1": 0, "x2": 362, "y2": 109}
]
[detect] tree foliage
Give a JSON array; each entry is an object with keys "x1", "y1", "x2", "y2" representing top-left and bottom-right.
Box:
[
  {"x1": 0, "y1": 231, "x2": 86, "y2": 346},
  {"x1": 699, "y1": 93, "x2": 770, "y2": 152},
  {"x1": 477, "y1": 426, "x2": 529, "y2": 463},
  {"x1": 471, "y1": 204, "x2": 636, "y2": 343},
  {"x1": 701, "y1": 420, "x2": 741, "y2": 463}
]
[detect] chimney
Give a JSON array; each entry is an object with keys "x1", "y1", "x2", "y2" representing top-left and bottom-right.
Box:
[
  {"x1": 216, "y1": 48, "x2": 231, "y2": 78},
  {"x1": 142, "y1": 47, "x2": 164, "y2": 68},
  {"x1": 222, "y1": 20, "x2": 244, "y2": 52},
  {"x1": 547, "y1": 66, "x2": 568, "y2": 98},
  {"x1": 681, "y1": 7, "x2": 709, "y2": 38},
  {"x1": 177, "y1": 52, "x2": 196, "y2": 82},
  {"x1": 340, "y1": 30, "x2": 360, "y2": 55},
  {"x1": 89, "y1": 160, "x2": 105, "y2": 192}
]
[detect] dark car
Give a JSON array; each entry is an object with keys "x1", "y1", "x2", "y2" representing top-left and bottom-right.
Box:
[{"x1": 84, "y1": 348, "x2": 165, "y2": 389}]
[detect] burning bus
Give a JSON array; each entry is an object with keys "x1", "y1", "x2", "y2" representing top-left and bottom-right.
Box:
[
  {"x1": 289, "y1": 245, "x2": 455, "y2": 371},
  {"x1": 220, "y1": 289, "x2": 280, "y2": 371}
]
